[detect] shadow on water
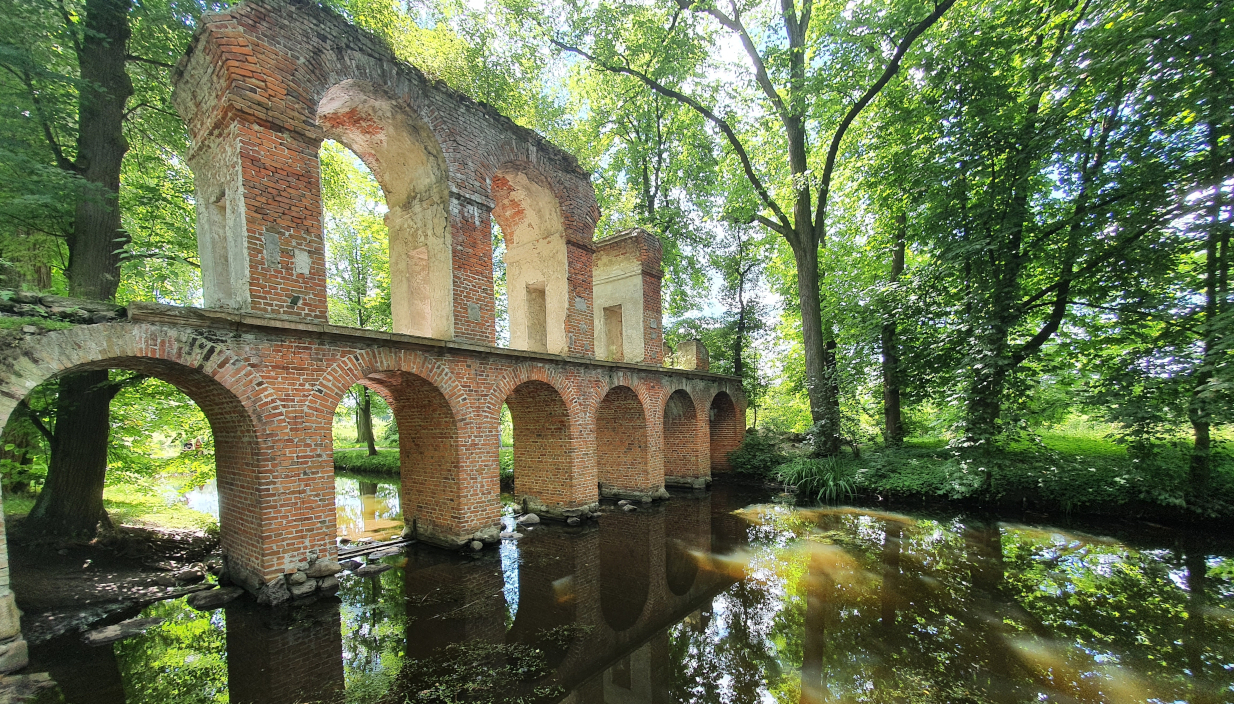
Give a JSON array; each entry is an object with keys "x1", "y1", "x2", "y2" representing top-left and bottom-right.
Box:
[{"x1": 25, "y1": 478, "x2": 1234, "y2": 704}]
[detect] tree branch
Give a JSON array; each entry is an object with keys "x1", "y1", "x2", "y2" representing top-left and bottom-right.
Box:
[
  {"x1": 15, "y1": 399, "x2": 53, "y2": 443},
  {"x1": 685, "y1": 0, "x2": 790, "y2": 124},
  {"x1": 811, "y1": 0, "x2": 957, "y2": 247},
  {"x1": 552, "y1": 38, "x2": 795, "y2": 237},
  {"x1": 125, "y1": 54, "x2": 174, "y2": 69},
  {"x1": 2, "y1": 64, "x2": 77, "y2": 173}
]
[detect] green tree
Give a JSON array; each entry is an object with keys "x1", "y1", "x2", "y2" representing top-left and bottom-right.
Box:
[
  {"x1": 539, "y1": 0, "x2": 955, "y2": 454},
  {"x1": 1, "y1": 0, "x2": 205, "y2": 536}
]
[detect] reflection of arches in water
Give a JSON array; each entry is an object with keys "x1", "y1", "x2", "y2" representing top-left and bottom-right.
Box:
[
  {"x1": 665, "y1": 539, "x2": 698, "y2": 597},
  {"x1": 506, "y1": 531, "x2": 577, "y2": 667},
  {"x1": 600, "y1": 510, "x2": 651, "y2": 632},
  {"x1": 226, "y1": 600, "x2": 344, "y2": 704},
  {"x1": 664, "y1": 493, "x2": 711, "y2": 596}
]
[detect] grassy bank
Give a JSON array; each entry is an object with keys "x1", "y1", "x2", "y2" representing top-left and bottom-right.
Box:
[
  {"x1": 2, "y1": 483, "x2": 217, "y2": 533},
  {"x1": 731, "y1": 427, "x2": 1234, "y2": 520},
  {"x1": 334, "y1": 447, "x2": 514, "y2": 483}
]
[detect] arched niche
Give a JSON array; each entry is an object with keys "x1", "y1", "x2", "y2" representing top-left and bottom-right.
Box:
[
  {"x1": 504, "y1": 380, "x2": 571, "y2": 510},
  {"x1": 491, "y1": 168, "x2": 568, "y2": 355},
  {"x1": 709, "y1": 391, "x2": 741, "y2": 472},
  {"x1": 663, "y1": 390, "x2": 702, "y2": 480},
  {"x1": 317, "y1": 80, "x2": 452, "y2": 340}
]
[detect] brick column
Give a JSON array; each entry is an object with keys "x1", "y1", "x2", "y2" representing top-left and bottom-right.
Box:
[{"x1": 450, "y1": 192, "x2": 496, "y2": 345}]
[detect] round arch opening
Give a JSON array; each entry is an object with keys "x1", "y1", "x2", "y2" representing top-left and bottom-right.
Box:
[
  {"x1": 709, "y1": 392, "x2": 741, "y2": 473},
  {"x1": 663, "y1": 390, "x2": 701, "y2": 482},
  {"x1": 491, "y1": 168, "x2": 568, "y2": 355},
  {"x1": 317, "y1": 79, "x2": 452, "y2": 340},
  {"x1": 501, "y1": 380, "x2": 571, "y2": 513},
  {"x1": 595, "y1": 386, "x2": 649, "y2": 493}
]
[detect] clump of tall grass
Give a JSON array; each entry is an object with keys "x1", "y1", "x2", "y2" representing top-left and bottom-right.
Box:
[{"x1": 775, "y1": 456, "x2": 856, "y2": 505}]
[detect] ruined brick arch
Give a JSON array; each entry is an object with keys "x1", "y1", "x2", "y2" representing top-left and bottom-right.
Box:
[
  {"x1": 0, "y1": 324, "x2": 282, "y2": 586},
  {"x1": 307, "y1": 349, "x2": 467, "y2": 545},
  {"x1": 662, "y1": 388, "x2": 706, "y2": 483},
  {"x1": 709, "y1": 390, "x2": 743, "y2": 473},
  {"x1": 173, "y1": 0, "x2": 599, "y2": 346},
  {"x1": 317, "y1": 79, "x2": 453, "y2": 340},
  {"x1": 491, "y1": 163, "x2": 569, "y2": 355}
]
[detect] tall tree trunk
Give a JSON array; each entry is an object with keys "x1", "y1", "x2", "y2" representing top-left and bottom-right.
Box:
[
  {"x1": 795, "y1": 245, "x2": 842, "y2": 456},
  {"x1": 356, "y1": 386, "x2": 378, "y2": 456},
  {"x1": 67, "y1": 0, "x2": 133, "y2": 301},
  {"x1": 1190, "y1": 119, "x2": 1225, "y2": 495},
  {"x1": 882, "y1": 214, "x2": 906, "y2": 446},
  {"x1": 26, "y1": 371, "x2": 114, "y2": 536},
  {"x1": 27, "y1": 0, "x2": 133, "y2": 538}
]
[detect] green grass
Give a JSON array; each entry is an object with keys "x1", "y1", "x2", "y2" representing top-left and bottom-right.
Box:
[
  {"x1": 730, "y1": 426, "x2": 1233, "y2": 518},
  {"x1": 2, "y1": 484, "x2": 217, "y2": 533},
  {"x1": 0, "y1": 316, "x2": 74, "y2": 331},
  {"x1": 334, "y1": 448, "x2": 400, "y2": 474},
  {"x1": 333, "y1": 447, "x2": 514, "y2": 481}
]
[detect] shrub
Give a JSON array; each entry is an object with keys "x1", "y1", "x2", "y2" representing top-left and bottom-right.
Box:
[
  {"x1": 499, "y1": 447, "x2": 513, "y2": 483},
  {"x1": 776, "y1": 456, "x2": 856, "y2": 504},
  {"x1": 727, "y1": 430, "x2": 788, "y2": 477}
]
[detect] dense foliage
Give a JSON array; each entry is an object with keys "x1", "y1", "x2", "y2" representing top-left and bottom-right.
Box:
[{"x1": 0, "y1": 0, "x2": 1229, "y2": 526}]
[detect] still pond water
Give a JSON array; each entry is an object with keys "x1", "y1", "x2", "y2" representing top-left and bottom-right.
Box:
[{"x1": 28, "y1": 476, "x2": 1234, "y2": 704}]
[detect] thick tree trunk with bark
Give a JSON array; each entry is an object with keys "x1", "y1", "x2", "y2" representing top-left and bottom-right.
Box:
[
  {"x1": 26, "y1": 0, "x2": 133, "y2": 538},
  {"x1": 882, "y1": 215, "x2": 906, "y2": 446},
  {"x1": 356, "y1": 386, "x2": 378, "y2": 456},
  {"x1": 794, "y1": 245, "x2": 842, "y2": 456},
  {"x1": 67, "y1": 0, "x2": 133, "y2": 300},
  {"x1": 25, "y1": 371, "x2": 114, "y2": 536}
]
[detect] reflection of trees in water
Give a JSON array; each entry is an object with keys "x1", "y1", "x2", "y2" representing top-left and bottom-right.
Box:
[{"x1": 337, "y1": 565, "x2": 407, "y2": 695}]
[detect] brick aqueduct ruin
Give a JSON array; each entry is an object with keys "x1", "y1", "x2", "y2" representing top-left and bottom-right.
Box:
[{"x1": 0, "y1": 0, "x2": 746, "y2": 671}]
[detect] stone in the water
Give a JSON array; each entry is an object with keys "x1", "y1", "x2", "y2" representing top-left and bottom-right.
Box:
[
  {"x1": 319, "y1": 575, "x2": 340, "y2": 594},
  {"x1": 566, "y1": 517, "x2": 581, "y2": 526},
  {"x1": 354, "y1": 563, "x2": 393, "y2": 577},
  {"x1": 338, "y1": 537, "x2": 351, "y2": 545},
  {"x1": 472, "y1": 524, "x2": 501, "y2": 543},
  {"x1": 499, "y1": 531, "x2": 524, "y2": 540},
  {"x1": 516, "y1": 513, "x2": 540, "y2": 526},
  {"x1": 366, "y1": 548, "x2": 401, "y2": 560},
  {"x1": 339, "y1": 559, "x2": 362, "y2": 572},
  {"x1": 306, "y1": 559, "x2": 342, "y2": 578},
  {"x1": 151, "y1": 573, "x2": 178, "y2": 587},
  {"x1": 83, "y1": 617, "x2": 163, "y2": 645},
  {"x1": 469, "y1": 540, "x2": 484, "y2": 551},
  {"x1": 287, "y1": 571, "x2": 308, "y2": 585},
  {"x1": 175, "y1": 568, "x2": 205, "y2": 584},
  {"x1": 187, "y1": 587, "x2": 244, "y2": 611},
  {"x1": 621, "y1": 504, "x2": 639, "y2": 512},
  {"x1": 289, "y1": 579, "x2": 317, "y2": 598},
  {"x1": 617, "y1": 500, "x2": 630, "y2": 507}
]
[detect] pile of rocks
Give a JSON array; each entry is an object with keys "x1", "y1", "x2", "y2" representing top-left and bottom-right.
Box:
[{"x1": 0, "y1": 291, "x2": 124, "y2": 329}]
